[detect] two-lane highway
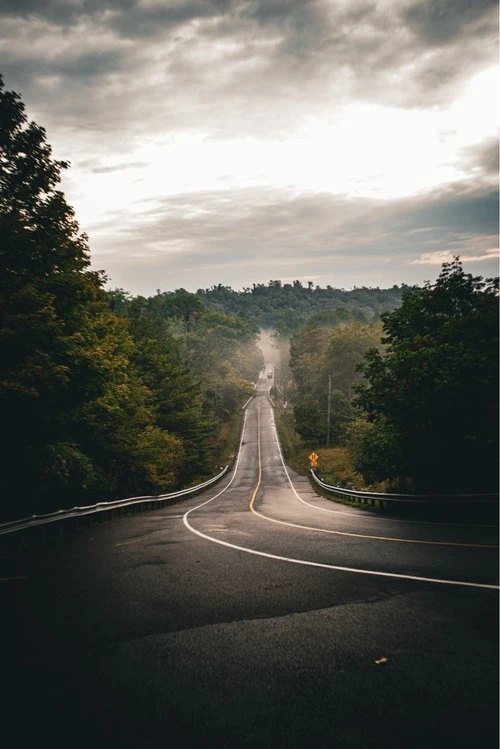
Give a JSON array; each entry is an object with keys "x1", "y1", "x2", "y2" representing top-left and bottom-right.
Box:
[
  {"x1": 186, "y1": 388, "x2": 498, "y2": 590},
  {"x1": 1, "y1": 370, "x2": 498, "y2": 748}
]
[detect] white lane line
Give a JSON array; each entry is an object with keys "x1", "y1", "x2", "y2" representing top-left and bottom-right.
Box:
[
  {"x1": 182, "y1": 522, "x2": 499, "y2": 591},
  {"x1": 255, "y1": 410, "x2": 497, "y2": 547},
  {"x1": 268, "y1": 410, "x2": 497, "y2": 530},
  {"x1": 183, "y1": 410, "x2": 249, "y2": 515},
  {"x1": 250, "y1": 505, "x2": 498, "y2": 549},
  {"x1": 183, "y1": 401, "x2": 499, "y2": 591}
]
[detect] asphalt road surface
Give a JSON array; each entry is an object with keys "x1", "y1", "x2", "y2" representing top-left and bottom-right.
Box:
[{"x1": 2, "y1": 371, "x2": 498, "y2": 748}]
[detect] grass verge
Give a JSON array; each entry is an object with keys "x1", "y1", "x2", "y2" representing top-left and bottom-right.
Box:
[{"x1": 274, "y1": 406, "x2": 386, "y2": 512}]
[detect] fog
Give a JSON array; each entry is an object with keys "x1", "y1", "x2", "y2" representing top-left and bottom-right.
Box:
[{"x1": 258, "y1": 330, "x2": 280, "y2": 368}]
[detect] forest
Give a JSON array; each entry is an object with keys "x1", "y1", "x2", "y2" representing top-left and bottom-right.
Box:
[
  {"x1": 281, "y1": 259, "x2": 499, "y2": 495},
  {"x1": 193, "y1": 280, "x2": 403, "y2": 334},
  {"x1": 1, "y1": 76, "x2": 498, "y2": 522},
  {"x1": 0, "y1": 77, "x2": 266, "y2": 521}
]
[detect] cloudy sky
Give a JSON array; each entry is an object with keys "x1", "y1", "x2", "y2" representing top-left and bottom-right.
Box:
[{"x1": 1, "y1": 0, "x2": 498, "y2": 294}]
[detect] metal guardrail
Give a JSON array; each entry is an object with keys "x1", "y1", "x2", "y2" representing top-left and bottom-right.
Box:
[
  {"x1": 310, "y1": 470, "x2": 499, "y2": 507},
  {"x1": 0, "y1": 466, "x2": 229, "y2": 546}
]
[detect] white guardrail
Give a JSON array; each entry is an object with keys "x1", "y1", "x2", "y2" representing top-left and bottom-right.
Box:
[
  {"x1": 0, "y1": 466, "x2": 229, "y2": 544},
  {"x1": 310, "y1": 469, "x2": 499, "y2": 507}
]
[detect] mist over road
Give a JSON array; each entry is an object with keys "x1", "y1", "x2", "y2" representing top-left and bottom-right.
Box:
[{"x1": 2, "y1": 371, "x2": 498, "y2": 748}]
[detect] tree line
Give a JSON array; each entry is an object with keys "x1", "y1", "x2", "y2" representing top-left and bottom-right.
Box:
[
  {"x1": 286, "y1": 260, "x2": 498, "y2": 495},
  {"x1": 192, "y1": 279, "x2": 403, "y2": 335},
  {"x1": 0, "y1": 77, "x2": 263, "y2": 521},
  {"x1": 1, "y1": 75, "x2": 497, "y2": 524}
]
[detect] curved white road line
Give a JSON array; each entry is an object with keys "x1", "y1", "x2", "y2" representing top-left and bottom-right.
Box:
[
  {"x1": 256, "y1": 408, "x2": 496, "y2": 549},
  {"x1": 183, "y1": 395, "x2": 499, "y2": 591},
  {"x1": 268, "y1": 409, "x2": 497, "y2": 531}
]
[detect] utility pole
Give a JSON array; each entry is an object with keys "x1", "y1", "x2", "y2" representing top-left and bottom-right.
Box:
[
  {"x1": 214, "y1": 390, "x2": 220, "y2": 433},
  {"x1": 326, "y1": 374, "x2": 331, "y2": 446}
]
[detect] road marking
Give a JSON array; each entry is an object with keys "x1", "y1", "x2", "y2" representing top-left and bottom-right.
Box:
[
  {"x1": 249, "y1": 406, "x2": 262, "y2": 513},
  {"x1": 251, "y1": 413, "x2": 497, "y2": 548},
  {"x1": 267, "y1": 414, "x2": 496, "y2": 529},
  {"x1": 185, "y1": 513, "x2": 499, "y2": 591},
  {"x1": 250, "y1": 506, "x2": 498, "y2": 549},
  {"x1": 183, "y1": 397, "x2": 499, "y2": 591},
  {"x1": 265, "y1": 410, "x2": 498, "y2": 547}
]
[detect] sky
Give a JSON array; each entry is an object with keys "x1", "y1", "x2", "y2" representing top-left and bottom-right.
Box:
[{"x1": 1, "y1": 0, "x2": 498, "y2": 295}]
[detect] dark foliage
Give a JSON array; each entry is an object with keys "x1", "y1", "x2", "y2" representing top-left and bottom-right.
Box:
[
  {"x1": 354, "y1": 259, "x2": 499, "y2": 493},
  {"x1": 289, "y1": 322, "x2": 383, "y2": 444},
  {"x1": 0, "y1": 77, "x2": 261, "y2": 521},
  {"x1": 195, "y1": 281, "x2": 403, "y2": 334}
]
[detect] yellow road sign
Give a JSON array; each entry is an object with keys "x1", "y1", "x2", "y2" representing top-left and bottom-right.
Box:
[{"x1": 308, "y1": 452, "x2": 319, "y2": 466}]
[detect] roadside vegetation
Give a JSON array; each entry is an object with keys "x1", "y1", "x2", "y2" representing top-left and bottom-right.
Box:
[
  {"x1": 274, "y1": 260, "x2": 498, "y2": 497},
  {"x1": 273, "y1": 381, "x2": 384, "y2": 493},
  {"x1": 355, "y1": 259, "x2": 498, "y2": 494},
  {"x1": 196, "y1": 280, "x2": 403, "y2": 335},
  {"x1": 1, "y1": 76, "x2": 497, "y2": 523},
  {"x1": 274, "y1": 408, "x2": 369, "y2": 490},
  {"x1": 0, "y1": 77, "x2": 261, "y2": 521}
]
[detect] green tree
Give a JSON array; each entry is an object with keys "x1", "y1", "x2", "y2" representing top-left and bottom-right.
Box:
[
  {"x1": 125, "y1": 310, "x2": 211, "y2": 482},
  {"x1": 294, "y1": 394, "x2": 324, "y2": 441},
  {"x1": 323, "y1": 322, "x2": 383, "y2": 399},
  {"x1": 0, "y1": 74, "x2": 101, "y2": 515},
  {"x1": 289, "y1": 322, "x2": 382, "y2": 445},
  {"x1": 354, "y1": 259, "x2": 499, "y2": 493},
  {"x1": 107, "y1": 289, "x2": 264, "y2": 474},
  {"x1": 0, "y1": 76, "x2": 183, "y2": 518}
]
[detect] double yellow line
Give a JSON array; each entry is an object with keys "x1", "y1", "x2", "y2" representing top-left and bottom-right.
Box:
[{"x1": 249, "y1": 407, "x2": 262, "y2": 512}]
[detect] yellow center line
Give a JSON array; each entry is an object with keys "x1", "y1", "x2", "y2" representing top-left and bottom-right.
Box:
[
  {"x1": 249, "y1": 406, "x2": 262, "y2": 512},
  {"x1": 248, "y1": 405, "x2": 497, "y2": 550}
]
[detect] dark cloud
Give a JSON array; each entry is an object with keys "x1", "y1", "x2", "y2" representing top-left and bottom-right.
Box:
[
  {"x1": 0, "y1": 0, "x2": 77, "y2": 20},
  {"x1": 460, "y1": 138, "x2": 499, "y2": 178},
  {"x1": 0, "y1": 0, "x2": 234, "y2": 35},
  {"x1": 403, "y1": 0, "x2": 498, "y2": 45},
  {"x1": 395, "y1": 185, "x2": 499, "y2": 236},
  {"x1": 107, "y1": 0, "x2": 234, "y2": 40},
  {"x1": 1, "y1": 1, "x2": 496, "y2": 294},
  {"x1": 54, "y1": 50, "x2": 122, "y2": 78},
  {"x1": 1, "y1": 0, "x2": 497, "y2": 129},
  {"x1": 0, "y1": 0, "x2": 495, "y2": 165},
  {"x1": 2, "y1": 48, "x2": 124, "y2": 84},
  {"x1": 87, "y1": 181, "x2": 498, "y2": 294}
]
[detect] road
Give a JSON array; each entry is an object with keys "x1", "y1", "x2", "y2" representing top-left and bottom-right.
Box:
[{"x1": 1, "y1": 371, "x2": 498, "y2": 748}]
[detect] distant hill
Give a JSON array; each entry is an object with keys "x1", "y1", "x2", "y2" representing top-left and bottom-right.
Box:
[{"x1": 194, "y1": 280, "x2": 404, "y2": 334}]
